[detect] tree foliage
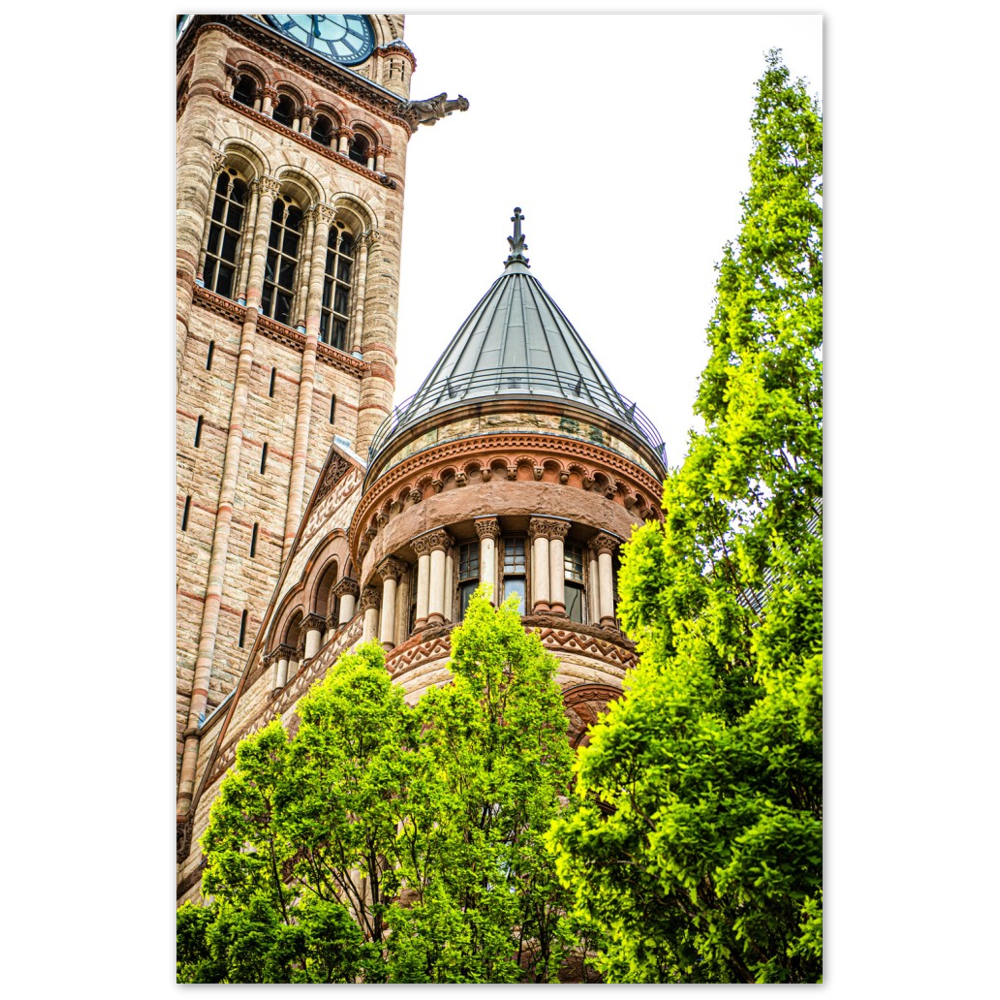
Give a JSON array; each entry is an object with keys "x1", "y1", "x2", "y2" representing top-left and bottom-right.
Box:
[
  {"x1": 178, "y1": 591, "x2": 576, "y2": 983},
  {"x1": 546, "y1": 50, "x2": 823, "y2": 984}
]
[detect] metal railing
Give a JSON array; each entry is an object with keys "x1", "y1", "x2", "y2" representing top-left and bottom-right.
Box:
[{"x1": 366, "y1": 366, "x2": 666, "y2": 474}]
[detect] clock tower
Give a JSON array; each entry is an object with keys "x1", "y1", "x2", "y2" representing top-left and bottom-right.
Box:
[{"x1": 174, "y1": 15, "x2": 465, "y2": 815}]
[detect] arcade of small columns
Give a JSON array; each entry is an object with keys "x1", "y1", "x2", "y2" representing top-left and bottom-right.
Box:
[
  {"x1": 262, "y1": 517, "x2": 622, "y2": 689},
  {"x1": 364, "y1": 516, "x2": 621, "y2": 653}
]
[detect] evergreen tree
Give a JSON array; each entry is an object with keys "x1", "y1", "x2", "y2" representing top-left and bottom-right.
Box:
[{"x1": 547, "y1": 50, "x2": 823, "y2": 984}]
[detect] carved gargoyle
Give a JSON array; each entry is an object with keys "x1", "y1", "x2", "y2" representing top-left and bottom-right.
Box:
[{"x1": 398, "y1": 93, "x2": 469, "y2": 130}]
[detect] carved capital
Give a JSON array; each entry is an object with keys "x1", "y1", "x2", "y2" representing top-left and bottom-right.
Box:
[
  {"x1": 303, "y1": 613, "x2": 326, "y2": 634},
  {"x1": 295, "y1": 635, "x2": 307, "y2": 659},
  {"x1": 313, "y1": 203, "x2": 336, "y2": 227},
  {"x1": 300, "y1": 105, "x2": 316, "y2": 120},
  {"x1": 375, "y1": 145, "x2": 390, "y2": 158},
  {"x1": 336, "y1": 126, "x2": 355, "y2": 140},
  {"x1": 363, "y1": 229, "x2": 383, "y2": 250},
  {"x1": 359, "y1": 586, "x2": 382, "y2": 613},
  {"x1": 475, "y1": 517, "x2": 501, "y2": 541},
  {"x1": 379, "y1": 556, "x2": 408, "y2": 582},
  {"x1": 276, "y1": 643, "x2": 295, "y2": 661},
  {"x1": 211, "y1": 150, "x2": 227, "y2": 175},
  {"x1": 262, "y1": 85, "x2": 279, "y2": 102},
  {"x1": 332, "y1": 577, "x2": 360, "y2": 600},
  {"x1": 592, "y1": 532, "x2": 620, "y2": 555},
  {"x1": 256, "y1": 175, "x2": 281, "y2": 198},
  {"x1": 412, "y1": 527, "x2": 451, "y2": 555},
  {"x1": 529, "y1": 516, "x2": 570, "y2": 541},
  {"x1": 326, "y1": 611, "x2": 339, "y2": 632}
]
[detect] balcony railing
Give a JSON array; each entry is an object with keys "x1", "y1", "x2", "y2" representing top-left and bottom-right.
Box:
[{"x1": 366, "y1": 366, "x2": 666, "y2": 477}]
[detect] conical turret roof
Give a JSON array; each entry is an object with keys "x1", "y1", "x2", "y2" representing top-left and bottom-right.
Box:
[{"x1": 367, "y1": 209, "x2": 665, "y2": 476}]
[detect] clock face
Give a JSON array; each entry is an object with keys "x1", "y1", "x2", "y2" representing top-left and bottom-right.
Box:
[{"x1": 264, "y1": 15, "x2": 374, "y2": 66}]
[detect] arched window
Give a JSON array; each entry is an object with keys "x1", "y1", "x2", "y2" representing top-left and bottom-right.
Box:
[
  {"x1": 273, "y1": 94, "x2": 295, "y2": 127},
  {"x1": 319, "y1": 227, "x2": 354, "y2": 349},
  {"x1": 311, "y1": 114, "x2": 334, "y2": 148},
  {"x1": 348, "y1": 133, "x2": 369, "y2": 165},
  {"x1": 233, "y1": 74, "x2": 257, "y2": 108},
  {"x1": 203, "y1": 169, "x2": 247, "y2": 300},
  {"x1": 564, "y1": 542, "x2": 586, "y2": 623},
  {"x1": 261, "y1": 196, "x2": 304, "y2": 326}
]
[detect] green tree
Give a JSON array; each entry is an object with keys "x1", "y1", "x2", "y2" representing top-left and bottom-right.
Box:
[
  {"x1": 547, "y1": 50, "x2": 822, "y2": 984},
  {"x1": 178, "y1": 592, "x2": 576, "y2": 983},
  {"x1": 387, "y1": 591, "x2": 574, "y2": 982}
]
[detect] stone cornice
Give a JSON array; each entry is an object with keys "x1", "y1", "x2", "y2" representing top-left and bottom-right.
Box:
[
  {"x1": 350, "y1": 433, "x2": 664, "y2": 560},
  {"x1": 214, "y1": 91, "x2": 399, "y2": 189},
  {"x1": 178, "y1": 17, "x2": 414, "y2": 136}
]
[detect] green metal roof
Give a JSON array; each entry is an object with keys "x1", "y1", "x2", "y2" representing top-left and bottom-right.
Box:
[{"x1": 367, "y1": 209, "x2": 666, "y2": 475}]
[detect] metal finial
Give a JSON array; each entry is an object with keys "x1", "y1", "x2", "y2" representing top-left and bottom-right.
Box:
[{"x1": 504, "y1": 207, "x2": 530, "y2": 269}]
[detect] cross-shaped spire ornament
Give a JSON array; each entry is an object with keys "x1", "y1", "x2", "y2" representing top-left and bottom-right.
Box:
[{"x1": 504, "y1": 206, "x2": 530, "y2": 269}]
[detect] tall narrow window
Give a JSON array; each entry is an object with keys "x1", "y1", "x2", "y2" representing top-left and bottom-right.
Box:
[
  {"x1": 250, "y1": 522, "x2": 258, "y2": 557},
  {"x1": 311, "y1": 114, "x2": 334, "y2": 147},
  {"x1": 203, "y1": 169, "x2": 247, "y2": 301},
  {"x1": 181, "y1": 495, "x2": 191, "y2": 531},
  {"x1": 233, "y1": 74, "x2": 256, "y2": 108},
  {"x1": 272, "y1": 94, "x2": 295, "y2": 127},
  {"x1": 194, "y1": 415, "x2": 203, "y2": 448},
  {"x1": 260, "y1": 442, "x2": 268, "y2": 473},
  {"x1": 564, "y1": 542, "x2": 586, "y2": 623},
  {"x1": 261, "y1": 197, "x2": 303, "y2": 326},
  {"x1": 458, "y1": 541, "x2": 480, "y2": 620},
  {"x1": 238, "y1": 609, "x2": 248, "y2": 648},
  {"x1": 502, "y1": 537, "x2": 527, "y2": 612},
  {"x1": 205, "y1": 340, "x2": 215, "y2": 370},
  {"x1": 268, "y1": 367, "x2": 277, "y2": 397},
  {"x1": 329, "y1": 394, "x2": 337, "y2": 424},
  {"x1": 319, "y1": 229, "x2": 353, "y2": 349},
  {"x1": 349, "y1": 133, "x2": 369, "y2": 165}
]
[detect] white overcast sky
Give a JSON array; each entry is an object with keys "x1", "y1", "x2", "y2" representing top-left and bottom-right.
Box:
[{"x1": 394, "y1": 13, "x2": 823, "y2": 469}]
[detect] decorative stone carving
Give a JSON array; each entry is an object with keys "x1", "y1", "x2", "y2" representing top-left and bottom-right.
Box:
[
  {"x1": 211, "y1": 150, "x2": 227, "y2": 174},
  {"x1": 276, "y1": 643, "x2": 295, "y2": 661},
  {"x1": 529, "y1": 517, "x2": 570, "y2": 541},
  {"x1": 303, "y1": 613, "x2": 326, "y2": 634},
  {"x1": 592, "y1": 532, "x2": 620, "y2": 555},
  {"x1": 261, "y1": 649, "x2": 277, "y2": 667},
  {"x1": 332, "y1": 577, "x2": 360, "y2": 599},
  {"x1": 398, "y1": 92, "x2": 470, "y2": 130},
  {"x1": 378, "y1": 556, "x2": 407, "y2": 582},
  {"x1": 474, "y1": 517, "x2": 501, "y2": 541},
  {"x1": 412, "y1": 527, "x2": 451, "y2": 555},
  {"x1": 262, "y1": 86, "x2": 279, "y2": 102},
  {"x1": 314, "y1": 203, "x2": 336, "y2": 226},
  {"x1": 359, "y1": 586, "x2": 381, "y2": 613},
  {"x1": 408, "y1": 488, "x2": 422, "y2": 505},
  {"x1": 257, "y1": 175, "x2": 281, "y2": 197},
  {"x1": 325, "y1": 611, "x2": 339, "y2": 633}
]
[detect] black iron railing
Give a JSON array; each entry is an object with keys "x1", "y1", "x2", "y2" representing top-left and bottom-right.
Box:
[{"x1": 365, "y1": 366, "x2": 666, "y2": 474}]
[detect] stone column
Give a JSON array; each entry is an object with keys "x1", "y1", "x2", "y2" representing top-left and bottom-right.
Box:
[
  {"x1": 303, "y1": 612, "x2": 325, "y2": 660},
  {"x1": 547, "y1": 519, "x2": 571, "y2": 617},
  {"x1": 528, "y1": 518, "x2": 552, "y2": 614},
  {"x1": 375, "y1": 146, "x2": 388, "y2": 174},
  {"x1": 261, "y1": 86, "x2": 277, "y2": 116},
  {"x1": 300, "y1": 106, "x2": 314, "y2": 134},
  {"x1": 428, "y1": 530, "x2": 452, "y2": 626},
  {"x1": 411, "y1": 532, "x2": 435, "y2": 629},
  {"x1": 379, "y1": 558, "x2": 406, "y2": 649},
  {"x1": 293, "y1": 206, "x2": 316, "y2": 330},
  {"x1": 334, "y1": 578, "x2": 359, "y2": 624},
  {"x1": 366, "y1": 152, "x2": 376, "y2": 171},
  {"x1": 350, "y1": 231, "x2": 372, "y2": 356},
  {"x1": 593, "y1": 533, "x2": 620, "y2": 629},
  {"x1": 587, "y1": 542, "x2": 602, "y2": 624},
  {"x1": 336, "y1": 127, "x2": 353, "y2": 154},
  {"x1": 360, "y1": 586, "x2": 381, "y2": 643},
  {"x1": 475, "y1": 517, "x2": 500, "y2": 603},
  {"x1": 234, "y1": 178, "x2": 259, "y2": 304},
  {"x1": 281, "y1": 204, "x2": 333, "y2": 560},
  {"x1": 275, "y1": 643, "x2": 294, "y2": 689}
]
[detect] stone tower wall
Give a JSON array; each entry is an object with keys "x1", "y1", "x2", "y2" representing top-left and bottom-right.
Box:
[{"x1": 176, "y1": 16, "x2": 412, "y2": 772}]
